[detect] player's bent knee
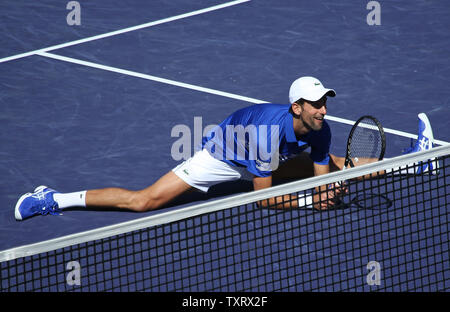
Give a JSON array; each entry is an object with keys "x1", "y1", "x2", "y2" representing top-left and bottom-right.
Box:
[{"x1": 129, "y1": 192, "x2": 162, "y2": 212}]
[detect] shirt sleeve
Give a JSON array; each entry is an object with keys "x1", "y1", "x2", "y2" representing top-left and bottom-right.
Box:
[{"x1": 246, "y1": 159, "x2": 273, "y2": 177}]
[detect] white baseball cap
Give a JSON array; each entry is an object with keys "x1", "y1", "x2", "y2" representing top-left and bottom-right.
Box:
[{"x1": 289, "y1": 76, "x2": 336, "y2": 103}]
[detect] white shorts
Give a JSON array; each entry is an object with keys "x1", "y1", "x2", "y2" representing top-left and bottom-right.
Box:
[{"x1": 172, "y1": 149, "x2": 253, "y2": 192}]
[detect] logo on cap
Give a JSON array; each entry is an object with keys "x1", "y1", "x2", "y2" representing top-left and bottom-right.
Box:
[{"x1": 314, "y1": 82, "x2": 320, "y2": 86}]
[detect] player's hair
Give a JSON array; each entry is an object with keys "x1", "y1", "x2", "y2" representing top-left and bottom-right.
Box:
[{"x1": 295, "y1": 98, "x2": 305, "y2": 105}]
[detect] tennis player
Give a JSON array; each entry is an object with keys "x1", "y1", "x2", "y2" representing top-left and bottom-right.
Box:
[{"x1": 14, "y1": 77, "x2": 436, "y2": 220}]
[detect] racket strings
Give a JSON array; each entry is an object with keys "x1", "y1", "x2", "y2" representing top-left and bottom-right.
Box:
[{"x1": 349, "y1": 119, "x2": 384, "y2": 164}]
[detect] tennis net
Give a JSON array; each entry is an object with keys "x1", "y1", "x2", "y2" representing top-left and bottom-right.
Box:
[{"x1": 1, "y1": 145, "x2": 449, "y2": 291}]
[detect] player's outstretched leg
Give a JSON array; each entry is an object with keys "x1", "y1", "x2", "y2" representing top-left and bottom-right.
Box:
[
  {"x1": 15, "y1": 171, "x2": 192, "y2": 221},
  {"x1": 85, "y1": 171, "x2": 192, "y2": 211}
]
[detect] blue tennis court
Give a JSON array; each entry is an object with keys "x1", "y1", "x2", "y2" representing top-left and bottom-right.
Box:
[{"x1": 0, "y1": 0, "x2": 449, "y2": 292}]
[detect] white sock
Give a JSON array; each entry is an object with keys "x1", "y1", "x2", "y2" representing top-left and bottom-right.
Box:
[{"x1": 54, "y1": 191, "x2": 87, "y2": 209}]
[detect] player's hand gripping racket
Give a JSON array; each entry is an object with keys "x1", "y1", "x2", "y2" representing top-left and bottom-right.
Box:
[{"x1": 332, "y1": 115, "x2": 391, "y2": 209}]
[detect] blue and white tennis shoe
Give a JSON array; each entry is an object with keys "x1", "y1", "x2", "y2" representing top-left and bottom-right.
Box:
[
  {"x1": 15, "y1": 185, "x2": 61, "y2": 221},
  {"x1": 404, "y1": 113, "x2": 439, "y2": 174}
]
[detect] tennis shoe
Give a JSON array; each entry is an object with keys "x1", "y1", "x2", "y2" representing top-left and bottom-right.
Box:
[
  {"x1": 403, "y1": 113, "x2": 439, "y2": 175},
  {"x1": 15, "y1": 185, "x2": 62, "y2": 221}
]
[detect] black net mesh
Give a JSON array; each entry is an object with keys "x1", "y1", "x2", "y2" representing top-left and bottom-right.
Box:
[{"x1": 1, "y1": 152, "x2": 449, "y2": 291}]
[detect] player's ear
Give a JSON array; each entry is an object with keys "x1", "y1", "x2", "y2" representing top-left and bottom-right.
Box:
[{"x1": 291, "y1": 101, "x2": 303, "y2": 116}]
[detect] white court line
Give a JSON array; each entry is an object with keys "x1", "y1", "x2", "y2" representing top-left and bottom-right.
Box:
[
  {"x1": 37, "y1": 51, "x2": 265, "y2": 104},
  {"x1": 0, "y1": 0, "x2": 251, "y2": 64},
  {"x1": 37, "y1": 51, "x2": 449, "y2": 146}
]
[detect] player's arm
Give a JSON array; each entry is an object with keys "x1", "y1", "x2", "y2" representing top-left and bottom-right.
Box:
[
  {"x1": 253, "y1": 175, "x2": 298, "y2": 209},
  {"x1": 313, "y1": 162, "x2": 346, "y2": 210},
  {"x1": 313, "y1": 162, "x2": 333, "y2": 210},
  {"x1": 252, "y1": 162, "x2": 343, "y2": 209}
]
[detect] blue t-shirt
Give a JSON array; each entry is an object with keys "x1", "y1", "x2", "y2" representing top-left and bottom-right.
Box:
[{"x1": 201, "y1": 104, "x2": 331, "y2": 177}]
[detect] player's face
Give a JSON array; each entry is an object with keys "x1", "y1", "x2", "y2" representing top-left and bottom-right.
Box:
[{"x1": 300, "y1": 97, "x2": 327, "y2": 131}]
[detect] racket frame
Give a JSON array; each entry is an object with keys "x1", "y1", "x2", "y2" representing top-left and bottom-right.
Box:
[
  {"x1": 344, "y1": 115, "x2": 386, "y2": 169},
  {"x1": 336, "y1": 115, "x2": 387, "y2": 209}
]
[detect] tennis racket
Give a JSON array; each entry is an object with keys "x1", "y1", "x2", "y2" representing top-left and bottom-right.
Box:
[
  {"x1": 344, "y1": 115, "x2": 386, "y2": 169},
  {"x1": 332, "y1": 115, "x2": 391, "y2": 209}
]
